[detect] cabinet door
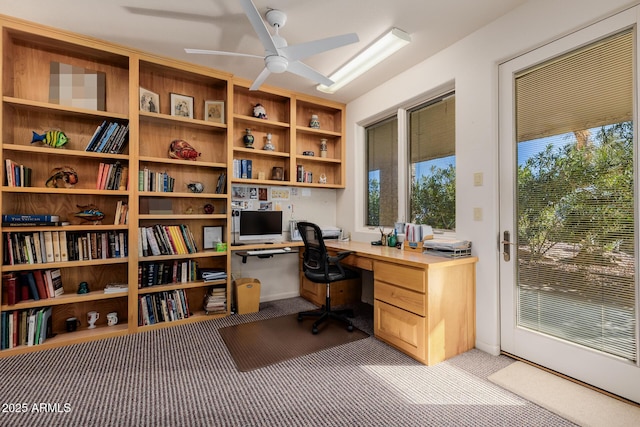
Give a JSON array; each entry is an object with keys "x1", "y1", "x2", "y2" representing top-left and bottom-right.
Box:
[{"x1": 374, "y1": 299, "x2": 426, "y2": 363}]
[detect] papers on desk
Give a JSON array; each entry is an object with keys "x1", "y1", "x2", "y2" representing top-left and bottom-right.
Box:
[{"x1": 423, "y1": 237, "x2": 472, "y2": 258}]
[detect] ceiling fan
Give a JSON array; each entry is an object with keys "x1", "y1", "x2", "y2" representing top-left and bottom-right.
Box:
[{"x1": 185, "y1": 0, "x2": 359, "y2": 91}]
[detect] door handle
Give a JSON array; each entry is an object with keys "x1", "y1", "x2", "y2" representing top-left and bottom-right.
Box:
[{"x1": 501, "y1": 230, "x2": 512, "y2": 261}]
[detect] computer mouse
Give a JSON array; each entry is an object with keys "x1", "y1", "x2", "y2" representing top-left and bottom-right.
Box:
[{"x1": 283, "y1": 247, "x2": 291, "y2": 251}]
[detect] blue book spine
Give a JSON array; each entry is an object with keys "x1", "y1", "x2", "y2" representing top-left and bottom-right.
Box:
[{"x1": 2, "y1": 214, "x2": 60, "y2": 223}]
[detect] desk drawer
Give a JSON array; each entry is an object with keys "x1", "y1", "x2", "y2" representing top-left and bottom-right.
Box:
[
  {"x1": 374, "y1": 281, "x2": 426, "y2": 316},
  {"x1": 374, "y1": 261, "x2": 425, "y2": 292},
  {"x1": 342, "y1": 254, "x2": 373, "y2": 271},
  {"x1": 374, "y1": 299, "x2": 426, "y2": 363}
]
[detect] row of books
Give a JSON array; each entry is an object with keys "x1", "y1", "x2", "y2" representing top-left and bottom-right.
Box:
[
  {"x1": 139, "y1": 224, "x2": 198, "y2": 257},
  {"x1": 4, "y1": 159, "x2": 32, "y2": 187},
  {"x1": 137, "y1": 259, "x2": 199, "y2": 288},
  {"x1": 138, "y1": 168, "x2": 175, "y2": 192},
  {"x1": 3, "y1": 230, "x2": 128, "y2": 265},
  {"x1": 2, "y1": 269, "x2": 63, "y2": 304},
  {"x1": 114, "y1": 200, "x2": 129, "y2": 225},
  {"x1": 85, "y1": 120, "x2": 129, "y2": 154},
  {"x1": 203, "y1": 286, "x2": 226, "y2": 314},
  {"x1": 138, "y1": 289, "x2": 191, "y2": 326},
  {"x1": 96, "y1": 162, "x2": 128, "y2": 191},
  {"x1": 1, "y1": 307, "x2": 53, "y2": 349},
  {"x1": 232, "y1": 159, "x2": 253, "y2": 179}
]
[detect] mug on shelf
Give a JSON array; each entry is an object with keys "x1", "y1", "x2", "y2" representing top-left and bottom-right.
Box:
[
  {"x1": 65, "y1": 317, "x2": 80, "y2": 332},
  {"x1": 106, "y1": 312, "x2": 118, "y2": 326}
]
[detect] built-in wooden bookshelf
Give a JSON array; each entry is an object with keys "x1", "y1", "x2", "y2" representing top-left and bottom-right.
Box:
[{"x1": 0, "y1": 14, "x2": 346, "y2": 357}]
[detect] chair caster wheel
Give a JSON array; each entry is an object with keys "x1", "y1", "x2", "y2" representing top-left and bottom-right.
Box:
[
  {"x1": 312, "y1": 327, "x2": 319, "y2": 334},
  {"x1": 347, "y1": 325, "x2": 353, "y2": 332}
]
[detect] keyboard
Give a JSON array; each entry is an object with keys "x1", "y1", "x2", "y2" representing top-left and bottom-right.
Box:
[{"x1": 246, "y1": 248, "x2": 288, "y2": 255}]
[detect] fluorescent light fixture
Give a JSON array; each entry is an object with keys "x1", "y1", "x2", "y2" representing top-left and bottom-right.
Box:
[{"x1": 317, "y1": 28, "x2": 411, "y2": 94}]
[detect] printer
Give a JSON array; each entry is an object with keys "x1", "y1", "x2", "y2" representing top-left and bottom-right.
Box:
[{"x1": 289, "y1": 220, "x2": 341, "y2": 240}]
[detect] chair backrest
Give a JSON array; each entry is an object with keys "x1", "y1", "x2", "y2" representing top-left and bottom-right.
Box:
[{"x1": 297, "y1": 221, "x2": 329, "y2": 278}]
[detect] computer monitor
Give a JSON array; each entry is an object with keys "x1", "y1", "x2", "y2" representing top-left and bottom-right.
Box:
[{"x1": 238, "y1": 210, "x2": 283, "y2": 243}]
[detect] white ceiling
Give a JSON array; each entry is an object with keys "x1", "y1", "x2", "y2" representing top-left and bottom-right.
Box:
[{"x1": 0, "y1": 0, "x2": 527, "y2": 103}]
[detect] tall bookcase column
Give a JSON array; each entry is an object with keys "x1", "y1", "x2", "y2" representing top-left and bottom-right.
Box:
[
  {"x1": 135, "y1": 54, "x2": 232, "y2": 330},
  {"x1": 0, "y1": 16, "x2": 133, "y2": 355},
  {"x1": 293, "y1": 94, "x2": 346, "y2": 188},
  {"x1": 230, "y1": 79, "x2": 292, "y2": 185}
]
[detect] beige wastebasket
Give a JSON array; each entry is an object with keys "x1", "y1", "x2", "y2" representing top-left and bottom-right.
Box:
[{"x1": 234, "y1": 278, "x2": 261, "y2": 314}]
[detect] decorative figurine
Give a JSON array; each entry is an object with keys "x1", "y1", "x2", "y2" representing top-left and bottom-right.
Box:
[
  {"x1": 169, "y1": 139, "x2": 201, "y2": 160},
  {"x1": 77, "y1": 281, "x2": 89, "y2": 294},
  {"x1": 203, "y1": 203, "x2": 215, "y2": 214},
  {"x1": 253, "y1": 103, "x2": 267, "y2": 119},
  {"x1": 309, "y1": 114, "x2": 320, "y2": 129},
  {"x1": 187, "y1": 182, "x2": 204, "y2": 193},
  {"x1": 74, "y1": 204, "x2": 105, "y2": 223},
  {"x1": 320, "y1": 138, "x2": 328, "y2": 158},
  {"x1": 319, "y1": 173, "x2": 327, "y2": 184},
  {"x1": 45, "y1": 166, "x2": 78, "y2": 188},
  {"x1": 31, "y1": 130, "x2": 69, "y2": 148},
  {"x1": 243, "y1": 128, "x2": 255, "y2": 149},
  {"x1": 263, "y1": 132, "x2": 275, "y2": 151}
]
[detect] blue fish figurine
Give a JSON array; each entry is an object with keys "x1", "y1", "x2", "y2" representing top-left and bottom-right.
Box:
[{"x1": 31, "y1": 130, "x2": 69, "y2": 148}]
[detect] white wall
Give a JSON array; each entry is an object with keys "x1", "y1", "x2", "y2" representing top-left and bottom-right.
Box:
[{"x1": 339, "y1": 0, "x2": 638, "y2": 355}]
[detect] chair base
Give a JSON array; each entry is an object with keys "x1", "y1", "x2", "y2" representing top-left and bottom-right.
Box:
[{"x1": 298, "y1": 306, "x2": 354, "y2": 334}]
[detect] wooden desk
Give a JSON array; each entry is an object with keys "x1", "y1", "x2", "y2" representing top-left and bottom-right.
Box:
[{"x1": 313, "y1": 240, "x2": 478, "y2": 366}]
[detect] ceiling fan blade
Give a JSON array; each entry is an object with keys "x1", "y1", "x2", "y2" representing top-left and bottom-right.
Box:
[
  {"x1": 240, "y1": 0, "x2": 278, "y2": 55},
  {"x1": 250, "y1": 68, "x2": 272, "y2": 91},
  {"x1": 282, "y1": 33, "x2": 359, "y2": 62},
  {"x1": 286, "y1": 61, "x2": 334, "y2": 87},
  {"x1": 185, "y1": 48, "x2": 263, "y2": 59}
]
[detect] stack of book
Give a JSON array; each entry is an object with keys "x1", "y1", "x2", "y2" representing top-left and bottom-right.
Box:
[
  {"x1": 104, "y1": 282, "x2": 128, "y2": 294},
  {"x1": 200, "y1": 269, "x2": 227, "y2": 282},
  {"x1": 2, "y1": 214, "x2": 64, "y2": 227},
  {"x1": 85, "y1": 120, "x2": 129, "y2": 154},
  {"x1": 4, "y1": 160, "x2": 32, "y2": 187},
  {"x1": 203, "y1": 286, "x2": 226, "y2": 314},
  {"x1": 232, "y1": 159, "x2": 253, "y2": 179},
  {"x1": 96, "y1": 162, "x2": 128, "y2": 190},
  {"x1": 138, "y1": 289, "x2": 191, "y2": 325},
  {"x1": 138, "y1": 168, "x2": 175, "y2": 192},
  {"x1": 1, "y1": 307, "x2": 53, "y2": 349},
  {"x1": 138, "y1": 224, "x2": 198, "y2": 257},
  {"x1": 138, "y1": 259, "x2": 199, "y2": 287},
  {"x1": 2, "y1": 269, "x2": 63, "y2": 304}
]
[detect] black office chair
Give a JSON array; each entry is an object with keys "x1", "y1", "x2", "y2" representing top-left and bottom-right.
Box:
[{"x1": 297, "y1": 221, "x2": 359, "y2": 334}]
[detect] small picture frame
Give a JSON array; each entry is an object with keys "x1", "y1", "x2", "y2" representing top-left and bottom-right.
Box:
[
  {"x1": 139, "y1": 87, "x2": 159, "y2": 113},
  {"x1": 170, "y1": 93, "x2": 194, "y2": 118},
  {"x1": 203, "y1": 226, "x2": 223, "y2": 250},
  {"x1": 204, "y1": 100, "x2": 225, "y2": 124}
]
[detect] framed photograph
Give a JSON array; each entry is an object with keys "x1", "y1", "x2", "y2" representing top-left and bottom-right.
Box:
[
  {"x1": 203, "y1": 226, "x2": 223, "y2": 250},
  {"x1": 204, "y1": 100, "x2": 225, "y2": 124},
  {"x1": 170, "y1": 93, "x2": 194, "y2": 118},
  {"x1": 139, "y1": 87, "x2": 159, "y2": 113}
]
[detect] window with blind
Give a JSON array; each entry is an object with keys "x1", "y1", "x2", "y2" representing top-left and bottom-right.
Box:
[
  {"x1": 366, "y1": 117, "x2": 398, "y2": 227},
  {"x1": 515, "y1": 29, "x2": 636, "y2": 361},
  {"x1": 409, "y1": 94, "x2": 456, "y2": 230}
]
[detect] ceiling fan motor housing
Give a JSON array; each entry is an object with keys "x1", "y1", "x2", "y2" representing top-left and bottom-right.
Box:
[{"x1": 265, "y1": 55, "x2": 288, "y2": 73}]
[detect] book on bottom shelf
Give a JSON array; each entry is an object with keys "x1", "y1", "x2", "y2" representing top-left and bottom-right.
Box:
[
  {"x1": 1, "y1": 306, "x2": 53, "y2": 349},
  {"x1": 138, "y1": 289, "x2": 191, "y2": 326}
]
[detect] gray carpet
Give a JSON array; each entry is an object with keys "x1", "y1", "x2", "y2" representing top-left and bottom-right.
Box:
[{"x1": 0, "y1": 297, "x2": 576, "y2": 427}]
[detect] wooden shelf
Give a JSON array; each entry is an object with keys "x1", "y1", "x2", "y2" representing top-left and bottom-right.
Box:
[{"x1": 0, "y1": 14, "x2": 345, "y2": 357}]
